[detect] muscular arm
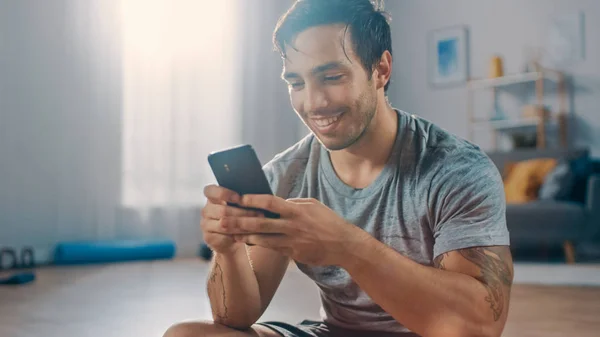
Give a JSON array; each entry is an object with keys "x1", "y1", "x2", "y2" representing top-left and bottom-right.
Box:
[
  {"x1": 434, "y1": 246, "x2": 513, "y2": 322},
  {"x1": 206, "y1": 245, "x2": 289, "y2": 329},
  {"x1": 342, "y1": 237, "x2": 513, "y2": 337},
  {"x1": 207, "y1": 247, "x2": 259, "y2": 328},
  {"x1": 246, "y1": 245, "x2": 291, "y2": 313}
]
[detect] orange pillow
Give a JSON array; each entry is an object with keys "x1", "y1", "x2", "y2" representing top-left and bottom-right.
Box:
[{"x1": 503, "y1": 158, "x2": 557, "y2": 204}]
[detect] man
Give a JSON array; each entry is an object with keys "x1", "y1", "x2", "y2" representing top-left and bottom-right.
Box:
[{"x1": 164, "y1": 0, "x2": 512, "y2": 336}]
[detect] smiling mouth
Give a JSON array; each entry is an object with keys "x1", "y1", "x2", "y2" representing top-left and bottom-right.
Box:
[{"x1": 310, "y1": 112, "x2": 343, "y2": 128}]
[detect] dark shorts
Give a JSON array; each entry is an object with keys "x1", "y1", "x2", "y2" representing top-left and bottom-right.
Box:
[
  {"x1": 256, "y1": 320, "x2": 418, "y2": 337},
  {"x1": 257, "y1": 320, "x2": 330, "y2": 337}
]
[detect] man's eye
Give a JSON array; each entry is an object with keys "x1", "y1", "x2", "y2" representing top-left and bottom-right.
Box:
[
  {"x1": 289, "y1": 82, "x2": 304, "y2": 89},
  {"x1": 324, "y1": 74, "x2": 343, "y2": 81}
]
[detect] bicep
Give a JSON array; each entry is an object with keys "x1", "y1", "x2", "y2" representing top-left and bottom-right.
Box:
[
  {"x1": 434, "y1": 246, "x2": 514, "y2": 322},
  {"x1": 246, "y1": 244, "x2": 290, "y2": 312}
]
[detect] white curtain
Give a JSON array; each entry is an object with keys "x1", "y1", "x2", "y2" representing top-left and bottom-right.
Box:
[
  {"x1": 0, "y1": 0, "x2": 300, "y2": 262},
  {"x1": 117, "y1": 0, "x2": 301, "y2": 257},
  {"x1": 120, "y1": 0, "x2": 242, "y2": 209},
  {"x1": 115, "y1": 0, "x2": 245, "y2": 257}
]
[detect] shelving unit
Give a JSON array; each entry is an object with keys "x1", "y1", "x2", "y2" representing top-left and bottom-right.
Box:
[
  {"x1": 471, "y1": 118, "x2": 540, "y2": 131},
  {"x1": 466, "y1": 66, "x2": 569, "y2": 150}
]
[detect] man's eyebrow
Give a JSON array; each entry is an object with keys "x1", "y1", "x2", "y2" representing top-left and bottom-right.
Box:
[
  {"x1": 282, "y1": 61, "x2": 345, "y2": 81},
  {"x1": 281, "y1": 71, "x2": 299, "y2": 81},
  {"x1": 312, "y1": 61, "x2": 344, "y2": 74}
]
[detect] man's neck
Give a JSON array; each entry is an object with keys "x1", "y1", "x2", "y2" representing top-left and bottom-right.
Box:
[{"x1": 328, "y1": 102, "x2": 398, "y2": 189}]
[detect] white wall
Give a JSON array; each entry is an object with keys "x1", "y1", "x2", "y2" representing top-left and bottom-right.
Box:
[
  {"x1": 239, "y1": 0, "x2": 302, "y2": 165},
  {"x1": 386, "y1": 0, "x2": 600, "y2": 156}
]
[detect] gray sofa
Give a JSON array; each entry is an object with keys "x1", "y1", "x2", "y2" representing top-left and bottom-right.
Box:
[{"x1": 486, "y1": 148, "x2": 600, "y2": 263}]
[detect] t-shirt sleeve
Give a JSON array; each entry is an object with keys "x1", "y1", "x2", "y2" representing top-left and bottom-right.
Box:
[{"x1": 429, "y1": 148, "x2": 510, "y2": 259}]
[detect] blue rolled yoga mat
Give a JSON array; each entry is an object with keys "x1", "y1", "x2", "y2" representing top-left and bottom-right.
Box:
[
  {"x1": 0, "y1": 272, "x2": 36, "y2": 285},
  {"x1": 53, "y1": 239, "x2": 176, "y2": 265}
]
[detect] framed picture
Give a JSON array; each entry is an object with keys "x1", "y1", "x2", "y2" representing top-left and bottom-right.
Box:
[
  {"x1": 544, "y1": 11, "x2": 585, "y2": 67},
  {"x1": 428, "y1": 25, "x2": 469, "y2": 87}
]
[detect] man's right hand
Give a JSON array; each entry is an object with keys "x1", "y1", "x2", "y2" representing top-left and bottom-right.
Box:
[{"x1": 201, "y1": 185, "x2": 262, "y2": 255}]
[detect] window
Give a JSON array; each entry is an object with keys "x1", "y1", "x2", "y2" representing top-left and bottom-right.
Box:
[{"x1": 120, "y1": 0, "x2": 240, "y2": 207}]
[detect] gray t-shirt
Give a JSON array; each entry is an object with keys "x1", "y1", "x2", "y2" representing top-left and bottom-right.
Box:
[{"x1": 263, "y1": 109, "x2": 510, "y2": 335}]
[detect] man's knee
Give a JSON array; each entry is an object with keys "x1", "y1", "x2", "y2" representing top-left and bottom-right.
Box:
[
  {"x1": 162, "y1": 321, "x2": 266, "y2": 337},
  {"x1": 163, "y1": 321, "x2": 213, "y2": 337}
]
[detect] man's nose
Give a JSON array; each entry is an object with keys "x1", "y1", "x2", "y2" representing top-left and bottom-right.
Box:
[{"x1": 304, "y1": 85, "x2": 328, "y2": 113}]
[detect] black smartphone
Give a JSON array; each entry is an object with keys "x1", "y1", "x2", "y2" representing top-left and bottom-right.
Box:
[{"x1": 208, "y1": 144, "x2": 280, "y2": 219}]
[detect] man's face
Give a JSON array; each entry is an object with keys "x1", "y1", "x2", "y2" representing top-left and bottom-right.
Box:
[{"x1": 282, "y1": 24, "x2": 378, "y2": 151}]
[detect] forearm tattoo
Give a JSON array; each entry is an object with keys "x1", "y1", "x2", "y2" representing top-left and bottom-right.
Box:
[
  {"x1": 208, "y1": 260, "x2": 228, "y2": 321},
  {"x1": 434, "y1": 247, "x2": 512, "y2": 321}
]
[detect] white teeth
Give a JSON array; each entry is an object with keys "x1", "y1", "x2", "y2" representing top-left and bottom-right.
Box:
[{"x1": 313, "y1": 115, "x2": 340, "y2": 127}]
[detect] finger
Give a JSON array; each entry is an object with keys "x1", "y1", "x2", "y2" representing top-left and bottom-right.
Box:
[
  {"x1": 202, "y1": 217, "x2": 277, "y2": 236},
  {"x1": 201, "y1": 218, "x2": 225, "y2": 233},
  {"x1": 234, "y1": 234, "x2": 288, "y2": 249},
  {"x1": 286, "y1": 197, "x2": 317, "y2": 204},
  {"x1": 204, "y1": 185, "x2": 241, "y2": 205},
  {"x1": 220, "y1": 216, "x2": 289, "y2": 234},
  {"x1": 203, "y1": 232, "x2": 235, "y2": 249},
  {"x1": 240, "y1": 194, "x2": 294, "y2": 217},
  {"x1": 202, "y1": 217, "x2": 244, "y2": 235},
  {"x1": 202, "y1": 203, "x2": 263, "y2": 220}
]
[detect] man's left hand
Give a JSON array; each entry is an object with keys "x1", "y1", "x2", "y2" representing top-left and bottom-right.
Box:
[{"x1": 217, "y1": 195, "x2": 366, "y2": 266}]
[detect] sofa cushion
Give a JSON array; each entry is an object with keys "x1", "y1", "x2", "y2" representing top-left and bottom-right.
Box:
[
  {"x1": 504, "y1": 158, "x2": 557, "y2": 204},
  {"x1": 487, "y1": 148, "x2": 589, "y2": 175},
  {"x1": 539, "y1": 158, "x2": 575, "y2": 201},
  {"x1": 506, "y1": 201, "x2": 586, "y2": 243}
]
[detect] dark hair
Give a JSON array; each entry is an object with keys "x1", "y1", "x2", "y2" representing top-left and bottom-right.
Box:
[{"x1": 273, "y1": 0, "x2": 393, "y2": 92}]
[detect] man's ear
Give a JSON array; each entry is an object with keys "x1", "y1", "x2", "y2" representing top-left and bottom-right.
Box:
[{"x1": 373, "y1": 50, "x2": 392, "y2": 90}]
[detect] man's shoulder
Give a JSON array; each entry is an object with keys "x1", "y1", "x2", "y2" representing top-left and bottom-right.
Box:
[
  {"x1": 402, "y1": 111, "x2": 496, "y2": 176},
  {"x1": 405, "y1": 112, "x2": 473, "y2": 152}
]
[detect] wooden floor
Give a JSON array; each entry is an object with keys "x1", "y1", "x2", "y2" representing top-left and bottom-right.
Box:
[{"x1": 1, "y1": 259, "x2": 599, "y2": 337}]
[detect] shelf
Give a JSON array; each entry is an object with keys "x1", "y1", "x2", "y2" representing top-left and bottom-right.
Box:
[
  {"x1": 466, "y1": 65, "x2": 569, "y2": 149},
  {"x1": 472, "y1": 118, "x2": 541, "y2": 133},
  {"x1": 467, "y1": 70, "x2": 562, "y2": 90}
]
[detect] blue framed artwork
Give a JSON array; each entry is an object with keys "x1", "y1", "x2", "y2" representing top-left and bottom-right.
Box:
[{"x1": 429, "y1": 26, "x2": 469, "y2": 87}]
